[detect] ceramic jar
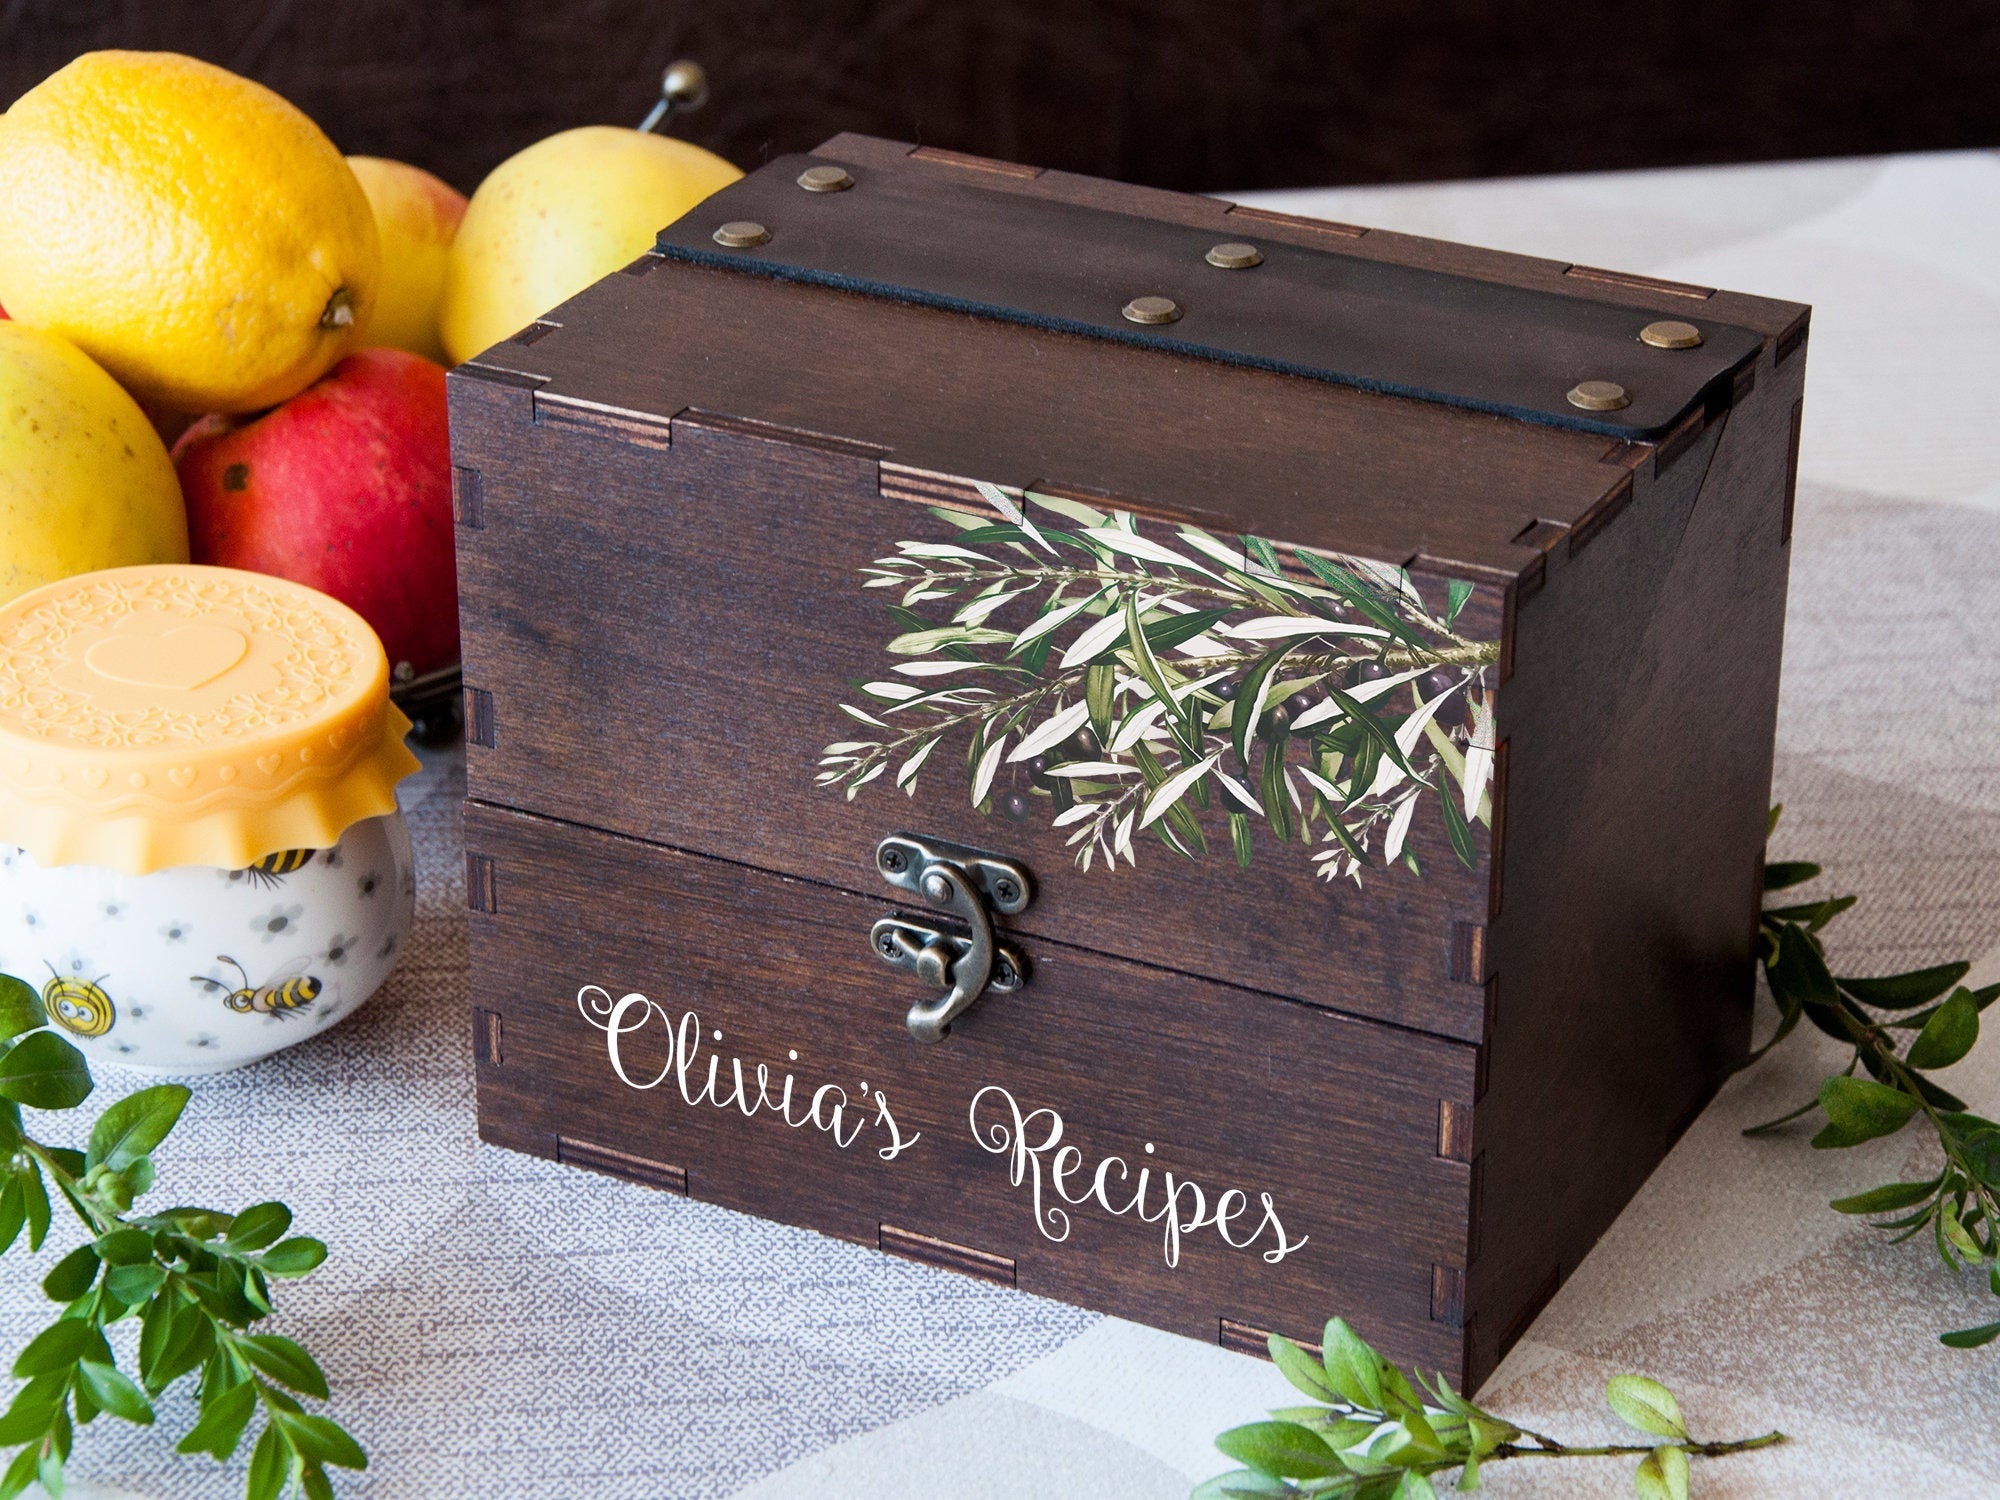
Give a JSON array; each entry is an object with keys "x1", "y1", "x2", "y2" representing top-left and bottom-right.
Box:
[{"x1": 0, "y1": 565, "x2": 419, "y2": 1072}]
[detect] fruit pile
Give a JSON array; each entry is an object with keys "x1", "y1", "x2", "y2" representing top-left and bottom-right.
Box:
[{"x1": 0, "y1": 50, "x2": 739, "y2": 687}]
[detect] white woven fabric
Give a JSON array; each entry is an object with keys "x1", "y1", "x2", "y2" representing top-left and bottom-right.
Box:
[{"x1": 12, "y1": 148, "x2": 1999, "y2": 1499}]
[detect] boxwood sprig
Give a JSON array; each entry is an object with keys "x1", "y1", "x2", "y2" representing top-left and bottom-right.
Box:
[
  {"x1": 1750, "y1": 807, "x2": 2000, "y2": 1348},
  {"x1": 1197, "y1": 1317, "x2": 1780, "y2": 1499},
  {"x1": 0, "y1": 972, "x2": 363, "y2": 1499}
]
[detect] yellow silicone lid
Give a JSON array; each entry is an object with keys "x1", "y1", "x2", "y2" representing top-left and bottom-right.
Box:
[{"x1": 0, "y1": 565, "x2": 420, "y2": 873}]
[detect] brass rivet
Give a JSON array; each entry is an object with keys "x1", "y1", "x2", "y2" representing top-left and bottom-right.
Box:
[
  {"x1": 712, "y1": 220, "x2": 770, "y2": 248},
  {"x1": 1122, "y1": 295, "x2": 1182, "y2": 325},
  {"x1": 1205, "y1": 241, "x2": 1263, "y2": 269},
  {"x1": 797, "y1": 165, "x2": 854, "y2": 193},
  {"x1": 1567, "y1": 379, "x2": 1631, "y2": 412},
  {"x1": 1639, "y1": 319, "x2": 1704, "y2": 349}
]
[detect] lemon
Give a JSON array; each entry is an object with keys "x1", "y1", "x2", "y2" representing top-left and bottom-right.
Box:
[
  {"x1": 0, "y1": 323, "x2": 188, "y2": 607},
  {"x1": 439, "y1": 126, "x2": 739, "y2": 364},
  {"x1": 348, "y1": 156, "x2": 466, "y2": 365},
  {"x1": 0, "y1": 51, "x2": 379, "y2": 415}
]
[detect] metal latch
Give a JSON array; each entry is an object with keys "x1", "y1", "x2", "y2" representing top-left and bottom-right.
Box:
[{"x1": 871, "y1": 833, "x2": 1032, "y2": 1043}]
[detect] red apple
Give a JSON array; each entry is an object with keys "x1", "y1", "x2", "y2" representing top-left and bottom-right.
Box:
[{"x1": 174, "y1": 347, "x2": 457, "y2": 675}]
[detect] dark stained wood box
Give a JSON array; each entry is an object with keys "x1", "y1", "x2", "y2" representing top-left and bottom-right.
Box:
[{"x1": 448, "y1": 134, "x2": 1809, "y2": 1389}]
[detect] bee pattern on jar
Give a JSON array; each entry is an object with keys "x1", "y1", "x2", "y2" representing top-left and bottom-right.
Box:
[
  {"x1": 42, "y1": 966, "x2": 115, "y2": 1038},
  {"x1": 193, "y1": 955, "x2": 323, "y2": 1018},
  {"x1": 232, "y1": 848, "x2": 318, "y2": 890}
]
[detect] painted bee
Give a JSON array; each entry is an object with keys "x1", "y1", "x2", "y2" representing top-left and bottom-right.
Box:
[
  {"x1": 234, "y1": 848, "x2": 318, "y2": 891},
  {"x1": 41, "y1": 966, "x2": 115, "y2": 1038},
  {"x1": 192, "y1": 955, "x2": 322, "y2": 1017}
]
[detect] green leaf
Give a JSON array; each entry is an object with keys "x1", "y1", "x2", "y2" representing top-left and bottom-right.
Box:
[
  {"x1": 259, "y1": 1237, "x2": 328, "y2": 1278},
  {"x1": 1229, "y1": 811, "x2": 1253, "y2": 870},
  {"x1": 1830, "y1": 1176, "x2": 1942, "y2": 1215},
  {"x1": 1242, "y1": 534, "x2": 1282, "y2": 575},
  {"x1": 280, "y1": 1413, "x2": 366, "y2": 1470},
  {"x1": 1446, "y1": 579, "x2": 1474, "y2": 624},
  {"x1": 245, "y1": 1418, "x2": 290, "y2": 1500},
  {"x1": 238, "y1": 1333, "x2": 328, "y2": 1399},
  {"x1": 40, "y1": 1245, "x2": 99, "y2": 1303},
  {"x1": 1084, "y1": 663, "x2": 1116, "y2": 739},
  {"x1": 1766, "y1": 922, "x2": 1840, "y2": 1013},
  {"x1": 1633, "y1": 1444, "x2": 1690, "y2": 1500},
  {"x1": 0, "y1": 977, "x2": 43, "y2": 1043},
  {"x1": 1267, "y1": 1334, "x2": 1338, "y2": 1404},
  {"x1": 1190, "y1": 1472, "x2": 1290, "y2": 1500},
  {"x1": 1941, "y1": 1319, "x2": 2000, "y2": 1349},
  {"x1": 302, "y1": 1464, "x2": 335, "y2": 1500},
  {"x1": 86, "y1": 1085, "x2": 189, "y2": 1173},
  {"x1": 225, "y1": 1203, "x2": 294, "y2": 1253},
  {"x1": 1294, "y1": 552, "x2": 1426, "y2": 647},
  {"x1": 1439, "y1": 786, "x2": 1475, "y2": 869},
  {"x1": 145, "y1": 1306, "x2": 214, "y2": 1393},
  {"x1": 1812, "y1": 1076, "x2": 1922, "y2": 1149},
  {"x1": 0, "y1": 1438, "x2": 36, "y2": 1500},
  {"x1": 1140, "y1": 607, "x2": 1233, "y2": 654},
  {"x1": 177, "y1": 1377, "x2": 256, "y2": 1459},
  {"x1": 1233, "y1": 648, "x2": 1297, "y2": 771},
  {"x1": 1604, "y1": 1375, "x2": 1686, "y2": 1440},
  {"x1": 94, "y1": 1227, "x2": 154, "y2": 1266},
  {"x1": 1260, "y1": 737, "x2": 1296, "y2": 844},
  {"x1": 1397, "y1": 1474, "x2": 1441, "y2": 1500},
  {"x1": 14, "y1": 1317, "x2": 110, "y2": 1377},
  {"x1": 1321, "y1": 1318, "x2": 1384, "y2": 1409},
  {"x1": 1323, "y1": 685, "x2": 1416, "y2": 781},
  {"x1": 1760, "y1": 894, "x2": 1857, "y2": 928},
  {"x1": 1839, "y1": 961, "x2": 1970, "y2": 1010},
  {"x1": 1762, "y1": 860, "x2": 1821, "y2": 891},
  {"x1": 0, "y1": 1375, "x2": 65, "y2": 1446},
  {"x1": 103, "y1": 1262, "x2": 167, "y2": 1307},
  {"x1": 76, "y1": 1361, "x2": 152, "y2": 1425},
  {"x1": 21, "y1": 1162, "x2": 48, "y2": 1252},
  {"x1": 1906, "y1": 987, "x2": 1979, "y2": 1070},
  {"x1": 1214, "y1": 1420, "x2": 1344, "y2": 1480},
  {"x1": 0, "y1": 1031, "x2": 92, "y2": 1111},
  {"x1": 1123, "y1": 591, "x2": 1199, "y2": 758}
]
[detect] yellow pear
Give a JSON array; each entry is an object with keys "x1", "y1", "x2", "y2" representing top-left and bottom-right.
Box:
[
  {"x1": 0, "y1": 323, "x2": 188, "y2": 607},
  {"x1": 439, "y1": 127, "x2": 739, "y2": 364},
  {"x1": 348, "y1": 156, "x2": 468, "y2": 364}
]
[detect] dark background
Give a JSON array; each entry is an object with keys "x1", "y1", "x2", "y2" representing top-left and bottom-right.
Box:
[{"x1": 5, "y1": 0, "x2": 1997, "y2": 193}]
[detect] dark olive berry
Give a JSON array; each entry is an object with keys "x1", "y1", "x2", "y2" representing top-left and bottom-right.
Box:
[
  {"x1": 1418, "y1": 668, "x2": 1457, "y2": 700},
  {"x1": 1069, "y1": 727, "x2": 1102, "y2": 759},
  {"x1": 1347, "y1": 660, "x2": 1390, "y2": 687},
  {"x1": 1260, "y1": 704, "x2": 1292, "y2": 739},
  {"x1": 1214, "y1": 679, "x2": 1240, "y2": 702},
  {"x1": 998, "y1": 789, "x2": 1033, "y2": 822}
]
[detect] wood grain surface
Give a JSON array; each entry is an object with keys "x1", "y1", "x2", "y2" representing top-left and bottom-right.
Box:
[
  {"x1": 466, "y1": 800, "x2": 1480, "y2": 1381},
  {"x1": 450, "y1": 373, "x2": 1500, "y2": 1042},
  {"x1": 450, "y1": 137, "x2": 1809, "y2": 1390}
]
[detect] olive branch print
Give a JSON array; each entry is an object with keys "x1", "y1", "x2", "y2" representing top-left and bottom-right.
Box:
[{"x1": 818, "y1": 485, "x2": 1501, "y2": 883}]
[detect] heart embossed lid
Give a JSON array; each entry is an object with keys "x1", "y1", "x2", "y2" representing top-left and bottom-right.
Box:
[{"x1": 0, "y1": 565, "x2": 419, "y2": 873}]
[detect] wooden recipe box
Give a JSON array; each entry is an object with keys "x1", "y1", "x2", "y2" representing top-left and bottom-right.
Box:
[{"x1": 448, "y1": 135, "x2": 1809, "y2": 1389}]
